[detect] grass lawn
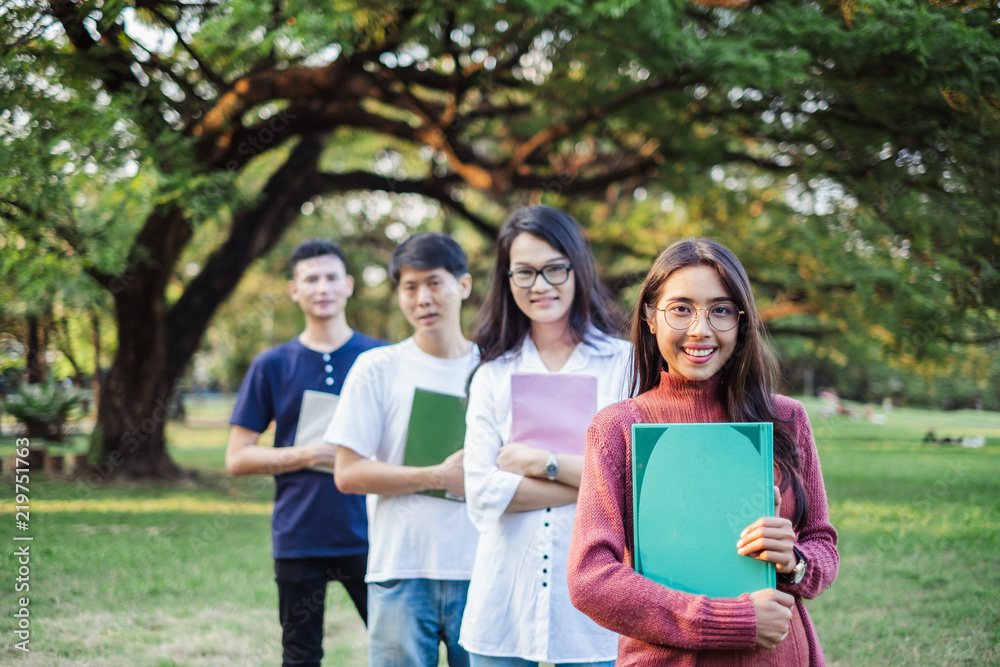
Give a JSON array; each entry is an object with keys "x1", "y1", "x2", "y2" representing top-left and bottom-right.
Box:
[{"x1": 1, "y1": 398, "x2": 999, "y2": 665}]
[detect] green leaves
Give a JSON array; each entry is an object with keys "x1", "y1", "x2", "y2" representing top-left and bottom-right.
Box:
[{"x1": 3, "y1": 0, "x2": 998, "y2": 408}]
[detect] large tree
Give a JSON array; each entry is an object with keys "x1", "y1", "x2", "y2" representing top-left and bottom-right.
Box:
[{"x1": 1, "y1": 0, "x2": 997, "y2": 477}]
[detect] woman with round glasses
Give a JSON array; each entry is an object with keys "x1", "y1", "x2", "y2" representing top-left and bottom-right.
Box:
[
  {"x1": 459, "y1": 206, "x2": 630, "y2": 667},
  {"x1": 568, "y1": 238, "x2": 838, "y2": 666}
]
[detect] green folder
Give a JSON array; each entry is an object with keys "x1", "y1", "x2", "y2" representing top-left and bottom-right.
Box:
[
  {"x1": 631, "y1": 422, "x2": 775, "y2": 597},
  {"x1": 402, "y1": 388, "x2": 468, "y2": 501}
]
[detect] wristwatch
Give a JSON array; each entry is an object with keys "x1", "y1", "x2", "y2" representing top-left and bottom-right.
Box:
[
  {"x1": 779, "y1": 547, "x2": 807, "y2": 585},
  {"x1": 544, "y1": 451, "x2": 559, "y2": 481}
]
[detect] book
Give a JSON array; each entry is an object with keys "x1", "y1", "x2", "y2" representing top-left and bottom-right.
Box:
[
  {"x1": 510, "y1": 373, "x2": 598, "y2": 456},
  {"x1": 631, "y1": 422, "x2": 775, "y2": 598},
  {"x1": 402, "y1": 388, "x2": 468, "y2": 501},
  {"x1": 293, "y1": 390, "x2": 340, "y2": 474}
]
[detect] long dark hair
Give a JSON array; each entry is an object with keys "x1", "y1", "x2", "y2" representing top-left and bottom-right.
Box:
[
  {"x1": 631, "y1": 238, "x2": 809, "y2": 530},
  {"x1": 474, "y1": 206, "x2": 623, "y2": 365}
]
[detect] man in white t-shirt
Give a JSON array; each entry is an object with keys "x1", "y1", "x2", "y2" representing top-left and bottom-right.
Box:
[{"x1": 326, "y1": 232, "x2": 481, "y2": 667}]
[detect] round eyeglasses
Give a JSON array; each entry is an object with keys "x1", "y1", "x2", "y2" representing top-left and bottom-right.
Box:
[
  {"x1": 508, "y1": 263, "x2": 573, "y2": 288},
  {"x1": 649, "y1": 301, "x2": 744, "y2": 332}
]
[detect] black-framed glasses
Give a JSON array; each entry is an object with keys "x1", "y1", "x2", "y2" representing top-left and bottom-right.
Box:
[
  {"x1": 648, "y1": 301, "x2": 744, "y2": 332},
  {"x1": 507, "y1": 263, "x2": 573, "y2": 288}
]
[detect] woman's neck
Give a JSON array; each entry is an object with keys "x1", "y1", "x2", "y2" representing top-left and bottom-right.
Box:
[{"x1": 530, "y1": 319, "x2": 577, "y2": 372}]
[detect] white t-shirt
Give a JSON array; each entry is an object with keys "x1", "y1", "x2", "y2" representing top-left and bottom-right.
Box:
[
  {"x1": 324, "y1": 337, "x2": 481, "y2": 582},
  {"x1": 459, "y1": 329, "x2": 631, "y2": 663}
]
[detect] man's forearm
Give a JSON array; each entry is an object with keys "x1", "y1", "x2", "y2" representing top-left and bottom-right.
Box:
[
  {"x1": 335, "y1": 456, "x2": 441, "y2": 496},
  {"x1": 227, "y1": 443, "x2": 313, "y2": 476}
]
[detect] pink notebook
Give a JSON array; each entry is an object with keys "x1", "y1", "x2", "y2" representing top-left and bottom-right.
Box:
[{"x1": 510, "y1": 373, "x2": 598, "y2": 456}]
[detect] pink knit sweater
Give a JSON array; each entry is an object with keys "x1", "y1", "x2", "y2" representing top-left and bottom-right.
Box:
[{"x1": 568, "y1": 371, "x2": 839, "y2": 666}]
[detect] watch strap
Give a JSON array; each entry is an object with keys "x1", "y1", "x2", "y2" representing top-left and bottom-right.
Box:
[{"x1": 779, "y1": 547, "x2": 807, "y2": 584}]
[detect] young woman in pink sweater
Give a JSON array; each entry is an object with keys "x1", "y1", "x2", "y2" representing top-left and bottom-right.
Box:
[{"x1": 568, "y1": 238, "x2": 838, "y2": 666}]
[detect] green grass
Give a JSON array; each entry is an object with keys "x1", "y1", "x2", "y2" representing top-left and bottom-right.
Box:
[
  {"x1": 798, "y1": 399, "x2": 1000, "y2": 666},
  {"x1": 1, "y1": 399, "x2": 999, "y2": 665}
]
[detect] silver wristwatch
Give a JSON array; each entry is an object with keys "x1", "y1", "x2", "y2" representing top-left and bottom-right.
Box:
[{"x1": 544, "y1": 451, "x2": 559, "y2": 480}]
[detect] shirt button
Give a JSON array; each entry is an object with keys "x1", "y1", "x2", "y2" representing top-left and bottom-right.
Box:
[
  {"x1": 543, "y1": 568, "x2": 547, "y2": 573},
  {"x1": 543, "y1": 555, "x2": 548, "y2": 560},
  {"x1": 323, "y1": 353, "x2": 331, "y2": 361},
  {"x1": 546, "y1": 507, "x2": 551, "y2": 512},
  {"x1": 325, "y1": 377, "x2": 334, "y2": 386},
  {"x1": 544, "y1": 522, "x2": 549, "y2": 527},
  {"x1": 325, "y1": 364, "x2": 333, "y2": 372},
  {"x1": 542, "y1": 582, "x2": 548, "y2": 587}
]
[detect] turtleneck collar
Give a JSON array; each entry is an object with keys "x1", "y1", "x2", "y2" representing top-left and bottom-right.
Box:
[
  {"x1": 633, "y1": 369, "x2": 728, "y2": 424},
  {"x1": 657, "y1": 368, "x2": 721, "y2": 394}
]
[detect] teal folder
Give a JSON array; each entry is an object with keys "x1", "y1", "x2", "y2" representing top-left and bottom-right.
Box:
[
  {"x1": 631, "y1": 422, "x2": 775, "y2": 597},
  {"x1": 403, "y1": 388, "x2": 468, "y2": 501}
]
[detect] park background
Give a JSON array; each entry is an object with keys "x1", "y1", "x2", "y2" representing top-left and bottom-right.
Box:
[{"x1": 1, "y1": 0, "x2": 998, "y2": 664}]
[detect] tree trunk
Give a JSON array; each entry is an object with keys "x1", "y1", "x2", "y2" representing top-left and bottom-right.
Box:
[
  {"x1": 91, "y1": 309, "x2": 101, "y2": 412},
  {"x1": 92, "y1": 136, "x2": 328, "y2": 478},
  {"x1": 56, "y1": 316, "x2": 85, "y2": 386},
  {"x1": 92, "y1": 206, "x2": 191, "y2": 479},
  {"x1": 26, "y1": 315, "x2": 42, "y2": 384},
  {"x1": 95, "y1": 352, "x2": 178, "y2": 478}
]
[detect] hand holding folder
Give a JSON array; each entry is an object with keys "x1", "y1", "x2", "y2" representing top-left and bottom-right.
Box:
[
  {"x1": 403, "y1": 388, "x2": 469, "y2": 501},
  {"x1": 737, "y1": 485, "x2": 799, "y2": 576},
  {"x1": 631, "y1": 422, "x2": 776, "y2": 598},
  {"x1": 293, "y1": 390, "x2": 340, "y2": 473}
]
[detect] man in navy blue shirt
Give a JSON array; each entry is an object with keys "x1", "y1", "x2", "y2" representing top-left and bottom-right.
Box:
[{"x1": 227, "y1": 239, "x2": 384, "y2": 667}]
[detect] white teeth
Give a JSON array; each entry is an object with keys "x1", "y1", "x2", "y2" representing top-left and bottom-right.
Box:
[{"x1": 684, "y1": 348, "x2": 714, "y2": 357}]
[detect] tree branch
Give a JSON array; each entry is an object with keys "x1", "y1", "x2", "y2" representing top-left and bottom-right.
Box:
[
  {"x1": 764, "y1": 326, "x2": 836, "y2": 339},
  {"x1": 941, "y1": 331, "x2": 1000, "y2": 345},
  {"x1": 191, "y1": 59, "x2": 356, "y2": 147},
  {"x1": 207, "y1": 101, "x2": 422, "y2": 170},
  {"x1": 308, "y1": 171, "x2": 498, "y2": 239},
  {"x1": 144, "y1": 4, "x2": 227, "y2": 91},
  {"x1": 507, "y1": 78, "x2": 686, "y2": 174},
  {"x1": 0, "y1": 198, "x2": 117, "y2": 288},
  {"x1": 165, "y1": 133, "x2": 330, "y2": 380},
  {"x1": 511, "y1": 155, "x2": 662, "y2": 195}
]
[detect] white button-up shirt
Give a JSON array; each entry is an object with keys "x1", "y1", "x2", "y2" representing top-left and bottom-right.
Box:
[{"x1": 459, "y1": 329, "x2": 631, "y2": 662}]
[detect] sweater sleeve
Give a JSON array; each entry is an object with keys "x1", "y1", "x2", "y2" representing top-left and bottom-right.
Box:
[
  {"x1": 775, "y1": 398, "x2": 839, "y2": 599},
  {"x1": 568, "y1": 402, "x2": 758, "y2": 650}
]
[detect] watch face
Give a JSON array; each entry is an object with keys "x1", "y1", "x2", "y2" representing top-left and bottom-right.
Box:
[{"x1": 545, "y1": 452, "x2": 558, "y2": 478}]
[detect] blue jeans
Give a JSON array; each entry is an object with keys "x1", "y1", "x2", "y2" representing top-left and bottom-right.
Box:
[
  {"x1": 368, "y1": 578, "x2": 470, "y2": 667},
  {"x1": 470, "y1": 655, "x2": 615, "y2": 667}
]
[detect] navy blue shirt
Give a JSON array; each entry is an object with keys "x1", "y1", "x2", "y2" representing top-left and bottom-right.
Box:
[{"x1": 230, "y1": 332, "x2": 385, "y2": 558}]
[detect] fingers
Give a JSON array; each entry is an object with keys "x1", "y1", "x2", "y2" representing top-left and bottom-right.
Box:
[
  {"x1": 773, "y1": 484, "x2": 781, "y2": 515},
  {"x1": 772, "y1": 589, "x2": 795, "y2": 608},
  {"x1": 444, "y1": 449, "x2": 464, "y2": 464},
  {"x1": 741, "y1": 549, "x2": 794, "y2": 572},
  {"x1": 740, "y1": 516, "x2": 792, "y2": 537},
  {"x1": 750, "y1": 588, "x2": 795, "y2": 649},
  {"x1": 737, "y1": 517, "x2": 796, "y2": 570},
  {"x1": 739, "y1": 520, "x2": 794, "y2": 546},
  {"x1": 738, "y1": 520, "x2": 794, "y2": 548},
  {"x1": 737, "y1": 537, "x2": 792, "y2": 557},
  {"x1": 754, "y1": 587, "x2": 794, "y2": 608}
]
